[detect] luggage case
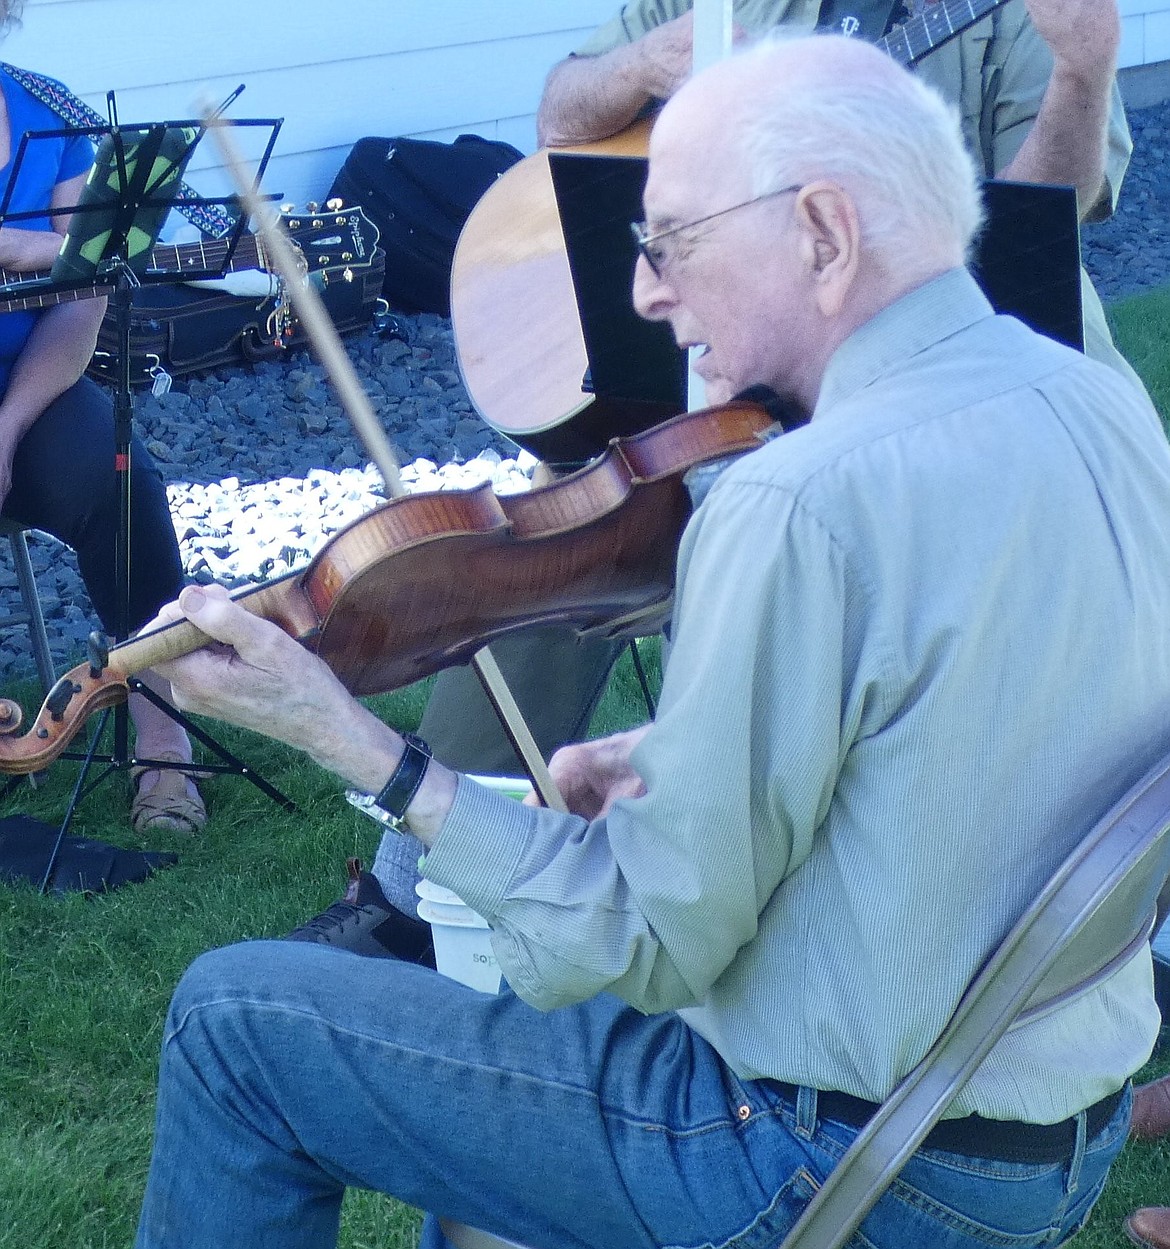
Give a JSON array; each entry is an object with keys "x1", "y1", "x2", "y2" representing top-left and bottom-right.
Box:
[
  {"x1": 86, "y1": 245, "x2": 386, "y2": 386},
  {"x1": 327, "y1": 134, "x2": 523, "y2": 316}
]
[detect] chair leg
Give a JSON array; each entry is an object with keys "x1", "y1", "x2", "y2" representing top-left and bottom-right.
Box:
[{"x1": 8, "y1": 529, "x2": 55, "y2": 695}]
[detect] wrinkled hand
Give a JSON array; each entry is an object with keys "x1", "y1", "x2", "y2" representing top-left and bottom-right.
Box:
[
  {"x1": 146, "y1": 584, "x2": 354, "y2": 756},
  {"x1": 635, "y1": 13, "x2": 698, "y2": 99},
  {"x1": 1024, "y1": 0, "x2": 1119, "y2": 78},
  {"x1": 526, "y1": 725, "x2": 651, "y2": 820}
]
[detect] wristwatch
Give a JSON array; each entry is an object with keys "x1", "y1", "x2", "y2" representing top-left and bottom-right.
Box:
[{"x1": 371, "y1": 733, "x2": 432, "y2": 830}]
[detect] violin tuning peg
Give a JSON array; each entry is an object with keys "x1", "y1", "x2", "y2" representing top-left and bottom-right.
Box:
[
  {"x1": 87, "y1": 630, "x2": 110, "y2": 678},
  {"x1": 46, "y1": 676, "x2": 80, "y2": 721},
  {"x1": 0, "y1": 698, "x2": 22, "y2": 734}
]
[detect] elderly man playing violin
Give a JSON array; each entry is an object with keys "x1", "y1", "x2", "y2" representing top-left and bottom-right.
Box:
[
  {"x1": 299, "y1": 0, "x2": 1144, "y2": 968},
  {"x1": 134, "y1": 35, "x2": 1170, "y2": 1249}
]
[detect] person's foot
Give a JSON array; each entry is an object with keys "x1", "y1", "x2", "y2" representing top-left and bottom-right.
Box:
[
  {"x1": 130, "y1": 750, "x2": 207, "y2": 836},
  {"x1": 1125, "y1": 1207, "x2": 1170, "y2": 1248},
  {"x1": 286, "y1": 858, "x2": 436, "y2": 965},
  {"x1": 1131, "y1": 1074, "x2": 1170, "y2": 1140}
]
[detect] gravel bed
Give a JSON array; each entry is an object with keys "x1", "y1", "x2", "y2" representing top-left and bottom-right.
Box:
[{"x1": 0, "y1": 98, "x2": 1167, "y2": 684}]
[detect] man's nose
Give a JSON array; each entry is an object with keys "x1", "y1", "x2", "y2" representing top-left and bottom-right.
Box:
[{"x1": 632, "y1": 254, "x2": 673, "y2": 321}]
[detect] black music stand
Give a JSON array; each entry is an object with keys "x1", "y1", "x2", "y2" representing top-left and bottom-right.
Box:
[{"x1": 0, "y1": 100, "x2": 294, "y2": 884}]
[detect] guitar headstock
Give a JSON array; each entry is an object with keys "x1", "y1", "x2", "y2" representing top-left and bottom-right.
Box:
[{"x1": 279, "y1": 201, "x2": 381, "y2": 278}]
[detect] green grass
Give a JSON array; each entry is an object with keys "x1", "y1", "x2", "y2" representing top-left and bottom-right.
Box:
[
  {"x1": 1109, "y1": 285, "x2": 1170, "y2": 433},
  {"x1": 0, "y1": 644, "x2": 661, "y2": 1249},
  {"x1": 2, "y1": 286, "x2": 1170, "y2": 1247}
]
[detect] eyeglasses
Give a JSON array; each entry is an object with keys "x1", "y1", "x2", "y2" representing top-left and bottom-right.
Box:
[{"x1": 630, "y1": 184, "x2": 803, "y2": 278}]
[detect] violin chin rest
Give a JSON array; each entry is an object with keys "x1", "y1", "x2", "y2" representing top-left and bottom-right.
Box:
[{"x1": 0, "y1": 699, "x2": 23, "y2": 734}]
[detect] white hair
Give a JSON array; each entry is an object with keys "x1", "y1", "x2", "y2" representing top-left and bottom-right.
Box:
[{"x1": 734, "y1": 35, "x2": 984, "y2": 276}]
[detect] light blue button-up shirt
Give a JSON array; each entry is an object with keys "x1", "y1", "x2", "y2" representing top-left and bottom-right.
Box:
[{"x1": 428, "y1": 269, "x2": 1170, "y2": 1123}]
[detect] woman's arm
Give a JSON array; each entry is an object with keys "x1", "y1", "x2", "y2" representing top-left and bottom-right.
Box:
[
  {"x1": 0, "y1": 167, "x2": 88, "y2": 270},
  {"x1": 0, "y1": 170, "x2": 105, "y2": 504}
]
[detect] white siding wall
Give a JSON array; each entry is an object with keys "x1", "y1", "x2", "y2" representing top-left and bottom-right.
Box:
[
  {"x1": 1, "y1": 0, "x2": 1166, "y2": 211},
  {"x1": 0, "y1": 0, "x2": 617, "y2": 210},
  {"x1": 1121, "y1": 0, "x2": 1170, "y2": 68}
]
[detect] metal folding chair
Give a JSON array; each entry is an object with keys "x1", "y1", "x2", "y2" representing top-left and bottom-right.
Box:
[
  {"x1": 781, "y1": 747, "x2": 1170, "y2": 1249},
  {"x1": 0, "y1": 518, "x2": 55, "y2": 695},
  {"x1": 431, "y1": 749, "x2": 1170, "y2": 1249}
]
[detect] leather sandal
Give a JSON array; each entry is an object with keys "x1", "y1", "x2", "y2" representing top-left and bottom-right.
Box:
[{"x1": 130, "y1": 750, "x2": 207, "y2": 836}]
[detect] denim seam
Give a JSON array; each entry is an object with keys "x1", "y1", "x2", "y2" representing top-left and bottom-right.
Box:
[{"x1": 168, "y1": 996, "x2": 606, "y2": 1103}]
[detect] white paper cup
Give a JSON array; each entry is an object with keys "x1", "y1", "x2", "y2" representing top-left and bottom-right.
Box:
[{"x1": 416, "y1": 878, "x2": 501, "y2": 994}]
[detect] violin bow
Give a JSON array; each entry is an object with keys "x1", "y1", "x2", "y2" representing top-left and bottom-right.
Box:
[{"x1": 200, "y1": 109, "x2": 569, "y2": 813}]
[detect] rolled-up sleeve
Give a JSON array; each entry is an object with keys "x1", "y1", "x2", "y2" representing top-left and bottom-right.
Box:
[{"x1": 984, "y1": 13, "x2": 1131, "y2": 221}]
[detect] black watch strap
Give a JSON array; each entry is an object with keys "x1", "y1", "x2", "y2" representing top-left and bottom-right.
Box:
[{"x1": 373, "y1": 733, "x2": 432, "y2": 824}]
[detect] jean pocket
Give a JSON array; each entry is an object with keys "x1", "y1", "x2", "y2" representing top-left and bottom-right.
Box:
[
  {"x1": 663, "y1": 1166, "x2": 877, "y2": 1249},
  {"x1": 877, "y1": 1161, "x2": 1063, "y2": 1248}
]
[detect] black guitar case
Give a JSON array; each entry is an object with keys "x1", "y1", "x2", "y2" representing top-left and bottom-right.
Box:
[
  {"x1": 84, "y1": 248, "x2": 386, "y2": 386},
  {"x1": 328, "y1": 133, "x2": 523, "y2": 316}
]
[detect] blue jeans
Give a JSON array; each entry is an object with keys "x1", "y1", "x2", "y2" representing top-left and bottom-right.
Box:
[{"x1": 134, "y1": 940, "x2": 1130, "y2": 1249}]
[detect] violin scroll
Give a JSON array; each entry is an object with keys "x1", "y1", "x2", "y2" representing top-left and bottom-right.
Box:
[{"x1": 0, "y1": 662, "x2": 130, "y2": 773}]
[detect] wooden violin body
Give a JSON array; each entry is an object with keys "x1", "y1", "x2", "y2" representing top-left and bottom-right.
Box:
[{"x1": 0, "y1": 401, "x2": 776, "y2": 774}]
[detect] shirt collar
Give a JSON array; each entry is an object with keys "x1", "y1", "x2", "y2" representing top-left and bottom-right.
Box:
[{"x1": 814, "y1": 268, "x2": 995, "y2": 418}]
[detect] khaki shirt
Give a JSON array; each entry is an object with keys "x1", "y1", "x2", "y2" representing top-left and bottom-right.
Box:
[
  {"x1": 575, "y1": 0, "x2": 1130, "y2": 215},
  {"x1": 574, "y1": 0, "x2": 1136, "y2": 379}
]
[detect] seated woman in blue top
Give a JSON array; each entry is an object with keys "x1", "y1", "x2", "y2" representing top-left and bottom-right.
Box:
[{"x1": 0, "y1": 2, "x2": 204, "y2": 834}]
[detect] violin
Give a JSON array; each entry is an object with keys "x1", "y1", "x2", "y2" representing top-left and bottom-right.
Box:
[{"x1": 0, "y1": 400, "x2": 776, "y2": 775}]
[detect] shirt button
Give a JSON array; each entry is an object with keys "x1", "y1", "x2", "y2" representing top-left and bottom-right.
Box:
[{"x1": 737, "y1": 1104, "x2": 751, "y2": 1121}]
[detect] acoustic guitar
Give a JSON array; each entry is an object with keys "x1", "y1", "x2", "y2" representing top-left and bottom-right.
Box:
[{"x1": 451, "y1": 0, "x2": 1014, "y2": 464}]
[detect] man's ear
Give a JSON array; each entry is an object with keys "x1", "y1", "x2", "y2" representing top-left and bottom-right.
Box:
[{"x1": 795, "y1": 183, "x2": 861, "y2": 316}]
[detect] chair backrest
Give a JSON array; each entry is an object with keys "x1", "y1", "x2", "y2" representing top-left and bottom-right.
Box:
[{"x1": 780, "y1": 747, "x2": 1170, "y2": 1249}]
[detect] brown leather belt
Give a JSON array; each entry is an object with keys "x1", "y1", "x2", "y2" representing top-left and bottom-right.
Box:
[{"x1": 761, "y1": 1080, "x2": 1127, "y2": 1164}]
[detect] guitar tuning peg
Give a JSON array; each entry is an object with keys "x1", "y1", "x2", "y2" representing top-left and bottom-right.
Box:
[
  {"x1": 306, "y1": 201, "x2": 320, "y2": 213},
  {"x1": 280, "y1": 202, "x2": 295, "y2": 214},
  {"x1": 326, "y1": 197, "x2": 343, "y2": 210}
]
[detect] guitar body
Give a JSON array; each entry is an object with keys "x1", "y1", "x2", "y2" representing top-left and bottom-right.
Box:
[
  {"x1": 451, "y1": 120, "x2": 687, "y2": 465},
  {"x1": 451, "y1": 0, "x2": 1012, "y2": 463},
  {"x1": 451, "y1": 148, "x2": 596, "y2": 452}
]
